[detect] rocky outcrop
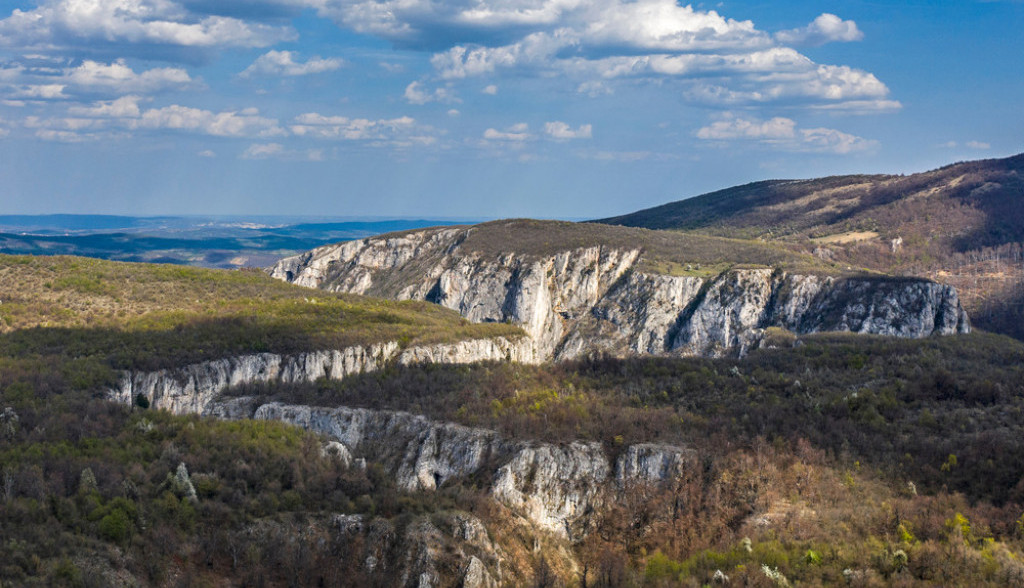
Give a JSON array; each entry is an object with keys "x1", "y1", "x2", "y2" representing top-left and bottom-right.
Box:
[
  {"x1": 124, "y1": 389, "x2": 696, "y2": 542},
  {"x1": 255, "y1": 403, "x2": 512, "y2": 493},
  {"x1": 109, "y1": 336, "x2": 534, "y2": 415},
  {"x1": 255, "y1": 402, "x2": 695, "y2": 540},
  {"x1": 327, "y1": 511, "x2": 509, "y2": 587},
  {"x1": 269, "y1": 227, "x2": 970, "y2": 360}
]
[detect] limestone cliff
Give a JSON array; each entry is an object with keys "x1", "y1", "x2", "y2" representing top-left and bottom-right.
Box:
[
  {"x1": 256, "y1": 401, "x2": 695, "y2": 541},
  {"x1": 109, "y1": 336, "x2": 534, "y2": 415},
  {"x1": 269, "y1": 225, "x2": 970, "y2": 360}
]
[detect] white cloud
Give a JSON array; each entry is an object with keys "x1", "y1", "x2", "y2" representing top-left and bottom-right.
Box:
[
  {"x1": 799, "y1": 127, "x2": 877, "y2": 154},
  {"x1": 241, "y1": 142, "x2": 284, "y2": 158},
  {"x1": 289, "y1": 111, "x2": 435, "y2": 145},
  {"x1": 198, "y1": 149, "x2": 216, "y2": 157},
  {"x1": 809, "y1": 99, "x2": 902, "y2": 114},
  {"x1": 482, "y1": 84, "x2": 498, "y2": 95},
  {"x1": 240, "y1": 50, "x2": 344, "y2": 77},
  {"x1": 577, "y1": 80, "x2": 611, "y2": 96},
  {"x1": 403, "y1": 81, "x2": 457, "y2": 104},
  {"x1": 325, "y1": 0, "x2": 769, "y2": 53},
  {"x1": 21, "y1": 100, "x2": 286, "y2": 140},
  {"x1": 775, "y1": 13, "x2": 863, "y2": 46},
  {"x1": 447, "y1": 108, "x2": 460, "y2": 116},
  {"x1": 137, "y1": 105, "x2": 285, "y2": 137},
  {"x1": 967, "y1": 140, "x2": 991, "y2": 150},
  {"x1": 24, "y1": 114, "x2": 130, "y2": 142},
  {"x1": 0, "y1": 58, "x2": 194, "y2": 107},
  {"x1": 696, "y1": 115, "x2": 877, "y2": 154},
  {"x1": 417, "y1": 5, "x2": 893, "y2": 111},
  {"x1": 544, "y1": 121, "x2": 591, "y2": 140},
  {"x1": 697, "y1": 116, "x2": 796, "y2": 140},
  {"x1": 241, "y1": 142, "x2": 327, "y2": 160},
  {"x1": 68, "y1": 95, "x2": 145, "y2": 117},
  {"x1": 0, "y1": 0, "x2": 295, "y2": 50},
  {"x1": 10, "y1": 84, "x2": 68, "y2": 99},
  {"x1": 65, "y1": 59, "x2": 193, "y2": 92},
  {"x1": 483, "y1": 123, "x2": 532, "y2": 141}
]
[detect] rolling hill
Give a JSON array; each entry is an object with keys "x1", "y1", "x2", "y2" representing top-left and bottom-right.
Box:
[{"x1": 597, "y1": 153, "x2": 1024, "y2": 339}]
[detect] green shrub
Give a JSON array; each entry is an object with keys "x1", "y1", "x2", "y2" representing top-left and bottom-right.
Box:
[{"x1": 98, "y1": 508, "x2": 132, "y2": 543}]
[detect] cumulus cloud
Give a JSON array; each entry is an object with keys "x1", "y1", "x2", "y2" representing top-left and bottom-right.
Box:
[
  {"x1": 10, "y1": 84, "x2": 68, "y2": 99},
  {"x1": 23, "y1": 113, "x2": 130, "y2": 141},
  {"x1": 775, "y1": 13, "x2": 864, "y2": 46},
  {"x1": 403, "y1": 81, "x2": 457, "y2": 104},
  {"x1": 483, "y1": 123, "x2": 532, "y2": 141},
  {"x1": 137, "y1": 105, "x2": 285, "y2": 137},
  {"x1": 322, "y1": 0, "x2": 769, "y2": 52},
  {"x1": 21, "y1": 100, "x2": 287, "y2": 141},
  {"x1": 68, "y1": 95, "x2": 145, "y2": 117},
  {"x1": 967, "y1": 140, "x2": 991, "y2": 150},
  {"x1": 697, "y1": 116, "x2": 796, "y2": 141},
  {"x1": 197, "y1": 149, "x2": 216, "y2": 157},
  {"x1": 0, "y1": 0, "x2": 295, "y2": 52},
  {"x1": 240, "y1": 50, "x2": 344, "y2": 77},
  {"x1": 408, "y1": 2, "x2": 891, "y2": 111},
  {"x1": 482, "y1": 84, "x2": 498, "y2": 95},
  {"x1": 799, "y1": 127, "x2": 878, "y2": 154},
  {"x1": 696, "y1": 115, "x2": 877, "y2": 154},
  {"x1": 0, "y1": 58, "x2": 195, "y2": 107},
  {"x1": 544, "y1": 121, "x2": 591, "y2": 140},
  {"x1": 289, "y1": 111, "x2": 436, "y2": 145},
  {"x1": 65, "y1": 59, "x2": 194, "y2": 92}
]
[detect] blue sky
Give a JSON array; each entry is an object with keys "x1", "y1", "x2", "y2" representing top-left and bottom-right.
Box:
[{"x1": 0, "y1": 0, "x2": 1021, "y2": 219}]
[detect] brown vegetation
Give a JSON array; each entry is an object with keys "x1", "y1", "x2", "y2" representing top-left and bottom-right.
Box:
[{"x1": 596, "y1": 153, "x2": 1024, "y2": 339}]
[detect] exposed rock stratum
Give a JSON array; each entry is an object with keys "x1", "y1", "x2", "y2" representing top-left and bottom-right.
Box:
[{"x1": 269, "y1": 224, "x2": 970, "y2": 359}]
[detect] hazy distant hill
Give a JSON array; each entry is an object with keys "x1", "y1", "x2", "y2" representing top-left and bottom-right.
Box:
[
  {"x1": 0, "y1": 216, "x2": 469, "y2": 268},
  {"x1": 597, "y1": 153, "x2": 1024, "y2": 338}
]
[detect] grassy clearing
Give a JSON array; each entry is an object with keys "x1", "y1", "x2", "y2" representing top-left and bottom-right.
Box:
[
  {"x1": 811, "y1": 230, "x2": 881, "y2": 244},
  {"x1": 382, "y1": 219, "x2": 847, "y2": 278},
  {"x1": 0, "y1": 254, "x2": 522, "y2": 389}
]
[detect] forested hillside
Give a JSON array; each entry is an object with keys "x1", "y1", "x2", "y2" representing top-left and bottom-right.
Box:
[{"x1": 3, "y1": 254, "x2": 1024, "y2": 585}]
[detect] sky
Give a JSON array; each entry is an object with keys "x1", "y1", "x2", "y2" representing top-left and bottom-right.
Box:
[{"x1": 0, "y1": 0, "x2": 1021, "y2": 219}]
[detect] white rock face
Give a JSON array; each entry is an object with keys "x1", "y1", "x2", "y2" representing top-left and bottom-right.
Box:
[
  {"x1": 122, "y1": 381, "x2": 696, "y2": 542},
  {"x1": 252, "y1": 402, "x2": 694, "y2": 540},
  {"x1": 256, "y1": 403, "x2": 509, "y2": 493},
  {"x1": 269, "y1": 228, "x2": 971, "y2": 360},
  {"x1": 491, "y1": 442, "x2": 610, "y2": 540},
  {"x1": 109, "y1": 337, "x2": 535, "y2": 415},
  {"x1": 331, "y1": 511, "x2": 507, "y2": 587},
  {"x1": 462, "y1": 556, "x2": 496, "y2": 588},
  {"x1": 615, "y1": 443, "x2": 693, "y2": 484}
]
